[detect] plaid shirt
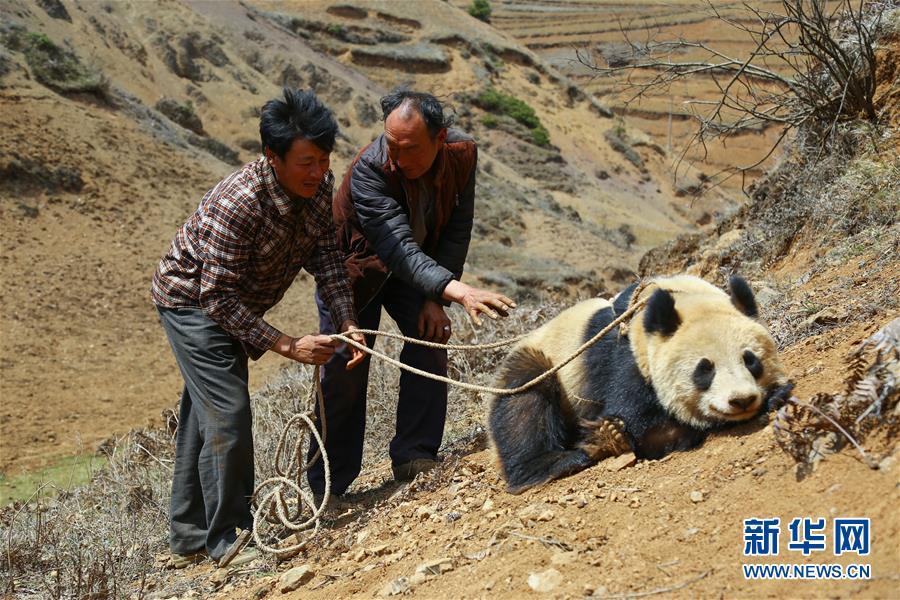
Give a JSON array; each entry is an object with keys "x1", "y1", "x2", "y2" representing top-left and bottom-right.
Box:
[{"x1": 152, "y1": 157, "x2": 355, "y2": 359}]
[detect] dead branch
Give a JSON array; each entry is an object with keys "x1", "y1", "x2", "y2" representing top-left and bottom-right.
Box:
[{"x1": 577, "y1": 0, "x2": 887, "y2": 182}]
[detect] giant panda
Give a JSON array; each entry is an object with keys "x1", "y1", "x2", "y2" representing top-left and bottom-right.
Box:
[{"x1": 488, "y1": 274, "x2": 793, "y2": 494}]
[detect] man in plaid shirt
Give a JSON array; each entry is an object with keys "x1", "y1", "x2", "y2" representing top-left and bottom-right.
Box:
[{"x1": 152, "y1": 88, "x2": 364, "y2": 568}]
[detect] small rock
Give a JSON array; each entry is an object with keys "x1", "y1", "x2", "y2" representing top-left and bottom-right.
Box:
[
  {"x1": 607, "y1": 453, "x2": 637, "y2": 471},
  {"x1": 378, "y1": 577, "x2": 409, "y2": 596},
  {"x1": 356, "y1": 530, "x2": 370, "y2": 545},
  {"x1": 536, "y1": 509, "x2": 555, "y2": 522},
  {"x1": 368, "y1": 544, "x2": 389, "y2": 557},
  {"x1": 481, "y1": 498, "x2": 495, "y2": 512},
  {"x1": 754, "y1": 286, "x2": 780, "y2": 308},
  {"x1": 527, "y1": 568, "x2": 563, "y2": 593},
  {"x1": 415, "y1": 505, "x2": 435, "y2": 520},
  {"x1": 408, "y1": 572, "x2": 428, "y2": 586},
  {"x1": 252, "y1": 580, "x2": 274, "y2": 599},
  {"x1": 690, "y1": 491, "x2": 705, "y2": 503},
  {"x1": 209, "y1": 570, "x2": 227, "y2": 586},
  {"x1": 802, "y1": 307, "x2": 846, "y2": 330},
  {"x1": 279, "y1": 565, "x2": 315, "y2": 593},
  {"x1": 416, "y1": 557, "x2": 454, "y2": 576}
]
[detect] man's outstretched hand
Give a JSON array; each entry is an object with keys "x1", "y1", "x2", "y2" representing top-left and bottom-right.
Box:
[{"x1": 442, "y1": 280, "x2": 516, "y2": 326}]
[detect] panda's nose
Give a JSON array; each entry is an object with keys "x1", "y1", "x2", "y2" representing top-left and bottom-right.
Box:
[{"x1": 729, "y1": 394, "x2": 758, "y2": 411}]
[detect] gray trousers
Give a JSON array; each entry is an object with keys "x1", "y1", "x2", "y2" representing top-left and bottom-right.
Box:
[{"x1": 157, "y1": 306, "x2": 253, "y2": 560}]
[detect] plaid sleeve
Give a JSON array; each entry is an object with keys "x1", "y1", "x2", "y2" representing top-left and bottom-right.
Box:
[
  {"x1": 305, "y1": 177, "x2": 356, "y2": 330},
  {"x1": 196, "y1": 194, "x2": 282, "y2": 353}
]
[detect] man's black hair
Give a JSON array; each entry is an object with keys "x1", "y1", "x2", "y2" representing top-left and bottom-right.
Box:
[
  {"x1": 259, "y1": 87, "x2": 338, "y2": 158},
  {"x1": 380, "y1": 88, "x2": 454, "y2": 137}
]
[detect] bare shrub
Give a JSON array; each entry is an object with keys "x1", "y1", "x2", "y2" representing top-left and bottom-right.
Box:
[
  {"x1": 2, "y1": 428, "x2": 172, "y2": 598},
  {"x1": 578, "y1": 1, "x2": 894, "y2": 182}
]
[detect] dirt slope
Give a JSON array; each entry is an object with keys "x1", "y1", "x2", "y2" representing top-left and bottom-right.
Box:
[{"x1": 154, "y1": 227, "x2": 898, "y2": 600}]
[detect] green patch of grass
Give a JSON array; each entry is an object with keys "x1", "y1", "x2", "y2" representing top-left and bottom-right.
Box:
[
  {"x1": 481, "y1": 114, "x2": 498, "y2": 128},
  {"x1": 23, "y1": 31, "x2": 110, "y2": 100},
  {"x1": 475, "y1": 87, "x2": 550, "y2": 146},
  {"x1": 467, "y1": 0, "x2": 492, "y2": 22},
  {"x1": 476, "y1": 87, "x2": 540, "y2": 128},
  {"x1": 325, "y1": 23, "x2": 345, "y2": 37},
  {"x1": 531, "y1": 125, "x2": 550, "y2": 147},
  {"x1": 1, "y1": 453, "x2": 107, "y2": 506}
]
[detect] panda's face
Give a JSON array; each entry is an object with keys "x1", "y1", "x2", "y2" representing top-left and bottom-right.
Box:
[
  {"x1": 649, "y1": 319, "x2": 782, "y2": 427},
  {"x1": 636, "y1": 276, "x2": 791, "y2": 429}
]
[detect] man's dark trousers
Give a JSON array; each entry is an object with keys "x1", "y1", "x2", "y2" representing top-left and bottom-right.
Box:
[
  {"x1": 157, "y1": 306, "x2": 254, "y2": 561},
  {"x1": 307, "y1": 277, "x2": 448, "y2": 495}
]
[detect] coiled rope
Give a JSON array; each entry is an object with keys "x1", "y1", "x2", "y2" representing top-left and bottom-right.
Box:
[{"x1": 250, "y1": 296, "x2": 647, "y2": 557}]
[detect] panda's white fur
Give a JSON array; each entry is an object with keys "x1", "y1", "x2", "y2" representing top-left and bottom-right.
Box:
[
  {"x1": 516, "y1": 297, "x2": 613, "y2": 402},
  {"x1": 628, "y1": 275, "x2": 786, "y2": 428},
  {"x1": 488, "y1": 274, "x2": 792, "y2": 493}
]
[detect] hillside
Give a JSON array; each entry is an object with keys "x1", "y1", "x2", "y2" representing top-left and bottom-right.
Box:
[
  {"x1": 0, "y1": 1, "x2": 897, "y2": 599},
  {"x1": 468, "y1": 0, "x2": 801, "y2": 181},
  {"x1": 0, "y1": 0, "x2": 731, "y2": 484},
  {"x1": 172, "y1": 13, "x2": 899, "y2": 598}
]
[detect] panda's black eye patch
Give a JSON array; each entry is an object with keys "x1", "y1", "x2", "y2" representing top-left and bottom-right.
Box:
[
  {"x1": 693, "y1": 358, "x2": 715, "y2": 391},
  {"x1": 743, "y1": 350, "x2": 764, "y2": 378}
]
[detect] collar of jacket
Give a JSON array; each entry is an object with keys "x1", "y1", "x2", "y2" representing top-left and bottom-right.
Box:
[{"x1": 259, "y1": 156, "x2": 333, "y2": 217}]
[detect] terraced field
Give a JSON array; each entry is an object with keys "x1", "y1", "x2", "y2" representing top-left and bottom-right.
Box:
[{"x1": 468, "y1": 0, "x2": 802, "y2": 181}]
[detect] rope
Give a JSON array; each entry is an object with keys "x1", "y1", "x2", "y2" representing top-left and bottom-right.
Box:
[
  {"x1": 250, "y1": 295, "x2": 647, "y2": 557},
  {"x1": 329, "y1": 297, "x2": 647, "y2": 396},
  {"x1": 250, "y1": 367, "x2": 331, "y2": 556}
]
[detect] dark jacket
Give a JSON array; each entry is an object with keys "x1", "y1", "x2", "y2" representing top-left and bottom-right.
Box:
[{"x1": 333, "y1": 129, "x2": 477, "y2": 310}]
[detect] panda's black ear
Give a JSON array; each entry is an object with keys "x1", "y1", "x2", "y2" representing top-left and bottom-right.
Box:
[
  {"x1": 728, "y1": 275, "x2": 759, "y2": 318},
  {"x1": 644, "y1": 288, "x2": 681, "y2": 336}
]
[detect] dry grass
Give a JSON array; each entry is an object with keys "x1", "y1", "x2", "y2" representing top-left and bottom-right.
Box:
[
  {"x1": 774, "y1": 317, "x2": 899, "y2": 477},
  {"x1": 1, "y1": 426, "x2": 172, "y2": 598}
]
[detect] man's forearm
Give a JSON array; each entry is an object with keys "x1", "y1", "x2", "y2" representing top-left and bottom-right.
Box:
[
  {"x1": 271, "y1": 334, "x2": 295, "y2": 358},
  {"x1": 442, "y1": 279, "x2": 468, "y2": 304}
]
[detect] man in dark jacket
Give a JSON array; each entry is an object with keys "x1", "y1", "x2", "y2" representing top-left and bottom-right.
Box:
[{"x1": 308, "y1": 89, "x2": 514, "y2": 499}]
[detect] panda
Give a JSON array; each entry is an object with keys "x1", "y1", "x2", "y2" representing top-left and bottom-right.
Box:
[{"x1": 488, "y1": 274, "x2": 793, "y2": 494}]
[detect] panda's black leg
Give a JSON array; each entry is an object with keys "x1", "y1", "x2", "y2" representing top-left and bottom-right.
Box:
[
  {"x1": 489, "y1": 384, "x2": 586, "y2": 494},
  {"x1": 579, "y1": 417, "x2": 631, "y2": 461},
  {"x1": 505, "y1": 449, "x2": 595, "y2": 495}
]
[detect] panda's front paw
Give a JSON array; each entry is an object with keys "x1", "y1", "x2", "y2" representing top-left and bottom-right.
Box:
[{"x1": 579, "y1": 417, "x2": 631, "y2": 461}]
